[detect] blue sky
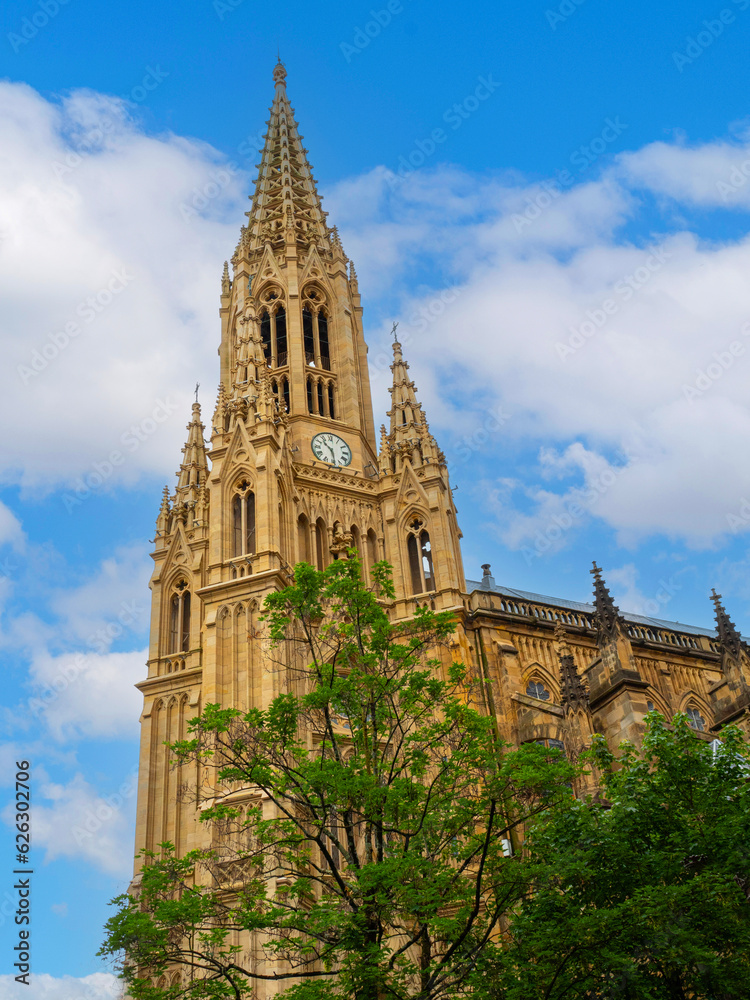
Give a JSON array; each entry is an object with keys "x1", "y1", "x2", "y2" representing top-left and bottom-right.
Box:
[{"x1": 3, "y1": 0, "x2": 750, "y2": 993}]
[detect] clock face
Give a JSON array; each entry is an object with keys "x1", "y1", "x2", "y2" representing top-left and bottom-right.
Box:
[{"x1": 311, "y1": 432, "x2": 352, "y2": 468}]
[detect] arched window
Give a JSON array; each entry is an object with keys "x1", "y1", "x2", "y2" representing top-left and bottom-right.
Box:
[
  {"x1": 169, "y1": 581, "x2": 191, "y2": 653},
  {"x1": 406, "y1": 517, "x2": 435, "y2": 594},
  {"x1": 686, "y1": 705, "x2": 705, "y2": 731},
  {"x1": 306, "y1": 377, "x2": 314, "y2": 413},
  {"x1": 351, "y1": 524, "x2": 361, "y2": 557},
  {"x1": 328, "y1": 383, "x2": 335, "y2": 420},
  {"x1": 275, "y1": 306, "x2": 287, "y2": 366},
  {"x1": 526, "y1": 679, "x2": 550, "y2": 701},
  {"x1": 367, "y1": 529, "x2": 378, "y2": 571},
  {"x1": 317, "y1": 380, "x2": 325, "y2": 415},
  {"x1": 232, "y1": 480, "x2": 256, "y2": 557},
  {"x1": 315, "y1": 518, "x2": 327, "y2": 570},
  {"x1": 303, "y1": 308, "x2": 315, "y2": 364},
  {"x1": 282, "y1": 377, "x2": 290, "y2": 413},
  {"x1": 298, "y1": 514, "x2": 310, "y2": 563},
  {"x1": 260, "y1": 311, "x2": 272, "y2": 364},
  {"x1": 318, "y1": 312, "x2": 330, "y2": 369}
]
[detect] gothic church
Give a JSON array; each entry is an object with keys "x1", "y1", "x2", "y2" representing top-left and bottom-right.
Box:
[{"x1": 132, "y1": 64, "x2": 750, "y2": 973}]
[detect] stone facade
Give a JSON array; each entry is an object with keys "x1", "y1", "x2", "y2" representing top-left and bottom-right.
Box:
[{"x1": 131, "y1": 61, "x2": 750, "y2": 995}]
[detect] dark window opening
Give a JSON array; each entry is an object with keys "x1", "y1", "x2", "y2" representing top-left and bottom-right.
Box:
[
  {"x1": 420, "y1": 531, "x2": 434, "y2": 591},
  {"x1": 408, "y1": 534, "x2": 422, "y2": 595},
  {"x1": 328, "y1": 383, "x2": 335, "y2": 420},
  {"x1": 260, "y1": 312, "x2": 272, "y2": 363},
  {"x1": 686, "y1": 706, "x2": 705, "y2": 731},
  {"x1": 275, "y1": 307, "x2": 287, "y2": 366},
  {"x1": 317, "y1": 380, "x2": 324, "y2": 415},
  {"x1": 318, "y1": 312, "x2": 330, "y2": 369},
  {"x1": 303, "y1": 308, "x2": 315, "y2": 363},
  {"x1": 306, "y1": 377, "x2": 314, "y2": 413},
  {"x1": 282, "y1": 377, "x2": 290, "y2": 412},
  {"x1": 526, "y1": 679, "x2": 550, "y2": 701}
]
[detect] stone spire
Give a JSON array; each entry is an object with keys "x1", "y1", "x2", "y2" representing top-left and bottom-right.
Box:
[
  {"x1": 234, "y1": 60, "x2": 330, "y2": 262},
  {"x1": 384, "y1": 332, "x2": 441, "y2": 472},
  {"x1": 176, "y1": 401, "x2": 209, "y2": 501},
  {"x1": 554, "y1": 621, "x2": 589, "y2": 711},
  {"x1": 591, "y1": 562, "x2": 625, "y2": 640},
  {"x1": 588, "y1": 561, "x2": 637, "y2": 686},
  {"x1": 711, "y1": 589, "x2": 744, "y2": 660}
]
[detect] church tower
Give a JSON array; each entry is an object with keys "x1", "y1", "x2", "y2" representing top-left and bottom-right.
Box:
[
  {"x1": 132, "y1": 61, "x2": 465, "y2": 874},
  {"x1": 130, "y1": 62, "x2": 750, "y2": 995}
]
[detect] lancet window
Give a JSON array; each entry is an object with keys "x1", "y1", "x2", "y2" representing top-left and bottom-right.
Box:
[
  {"x1": 258, "y1": 288, "x2": 288, "y2": 368},
  {"x1": 406, "y1": 517, "x2": 435, "y2": 595},
  {"x1": 302, "y1": 288, "x2": 332, "y2": 371},
  {"x1": 232, "y1": 480, "x2": 256, "y2": 557},
  {"x1": 169, "y1": 580, "x2": 191, "y2": 654},
  {"x1": 686, "y1": 705, "x2": 706, "y2": 731},
  {"x1": 306, "y1": 375, "x2": 336, "y2": 418}
]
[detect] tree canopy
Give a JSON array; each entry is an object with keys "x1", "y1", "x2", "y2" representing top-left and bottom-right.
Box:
[
  {"x1": 100, "y1": 556, "x2": 573, "y2": 1000},
  {"x1": 493, "y1": 713, "x2": 750, "y2": 1000},
  {"x1": 101, "y1": 556, "x2": 750, "y2": 1000}
]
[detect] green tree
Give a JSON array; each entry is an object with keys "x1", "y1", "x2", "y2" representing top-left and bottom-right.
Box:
[
  {"x1": 493, "y1": 713, "x2": 750, "y2": 1000},
  {"x1": 100, "y1": 556, "x2": 573, "y2": 1000}
]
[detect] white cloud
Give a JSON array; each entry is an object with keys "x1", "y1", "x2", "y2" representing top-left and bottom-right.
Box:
[
  {"x1": 0, "y1": 82, "x2": 246, "y2": 492},
  {"x1": 618, "y1": 132, "x2": 750, "y2": 208},
  {"x1": 325, "y1": 150, "x2": 750, "y2": 549},
  {"x1": 0, "y1": 973, "x2": 122, "y2": 1000},
  {"x1": 2, "y1": 772, "x2": 137, "y2": 877},
  {"x1": 27, "y1": 648, "x2": 146, "y2": 741},
  {"x1": 6, "y1": 81, "x2": 750, "y2": 549},
  {"x1": 49, "y1": 543, "x2": 150, "y2": 648}
]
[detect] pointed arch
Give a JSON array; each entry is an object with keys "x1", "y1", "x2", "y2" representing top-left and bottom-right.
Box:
[
  {"x1": 298, "y1": 513, "x2": 311, "y2": 563},
  {"x1": 677, "y1": 689, "x2": 712, "y2": 731},
  {"x1": 404, "y1": 513, "x2": 435, "y2": 595},
  {"x1": 522, "y1": 662, "x2": 559, "y2": 704},
  {"x1": 315, "y1": 518, "x2": 327, "y2": 570}
]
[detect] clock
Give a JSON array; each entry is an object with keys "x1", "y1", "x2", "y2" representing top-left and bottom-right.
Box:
[{"x1": 311, "y1": 432, "x2": 352, "y2": 468}]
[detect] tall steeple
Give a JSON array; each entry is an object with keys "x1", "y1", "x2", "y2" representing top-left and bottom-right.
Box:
[
  {"x1": 382, "y1": 332, "x2": 443, "y2": 473},
  {"x1": 235, "y1": 58, "x2": 330, "y2": 262}
]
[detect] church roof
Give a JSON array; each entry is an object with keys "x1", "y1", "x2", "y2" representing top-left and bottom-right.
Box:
[{"x1": 465, "y1": 579, "x2": 746, "y2": 643}]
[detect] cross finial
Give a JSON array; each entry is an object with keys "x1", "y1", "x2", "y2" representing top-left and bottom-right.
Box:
[
  {"x1": 391, "y1": 321, "x2": 399, "y2": 343},
  {"x1": 194, "y1": 382, "x2": 200, "y2": 403}
]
